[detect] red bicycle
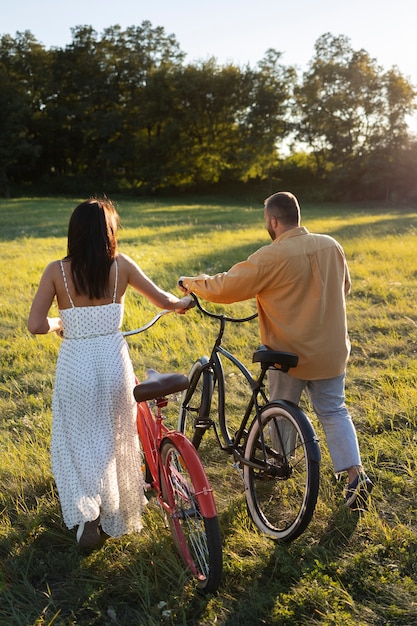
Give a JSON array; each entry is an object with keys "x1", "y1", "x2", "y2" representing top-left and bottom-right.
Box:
[{"x1": 123, "y1": 311, "x2": 222, "y2": 593}]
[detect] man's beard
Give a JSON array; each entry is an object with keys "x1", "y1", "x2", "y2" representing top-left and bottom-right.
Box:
[{"x1": 267, "y1": 225, "x2": 276, "y2": 240}]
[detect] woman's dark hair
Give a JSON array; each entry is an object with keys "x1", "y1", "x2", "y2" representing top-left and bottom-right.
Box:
[{"x1": 66, "y1": 198, "x2": 119, "y2": 299}]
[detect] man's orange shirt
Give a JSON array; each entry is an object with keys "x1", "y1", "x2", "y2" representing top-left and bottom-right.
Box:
[{"x1": 181, "y1": 227, "x2": 351, "y2": 380}]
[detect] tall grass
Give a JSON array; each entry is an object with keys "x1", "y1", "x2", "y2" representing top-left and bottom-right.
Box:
[{"x1": 1, "y1": 197, "x2": 417, "y2": 625}]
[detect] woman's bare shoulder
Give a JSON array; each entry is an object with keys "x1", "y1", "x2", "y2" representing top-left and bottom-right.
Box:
[
  {"x1": 41, "y1": 259, "x2": 62, "y2": 278},
  {"x1": 116, "y1": 252, "x2": 140, "y2": 271}
]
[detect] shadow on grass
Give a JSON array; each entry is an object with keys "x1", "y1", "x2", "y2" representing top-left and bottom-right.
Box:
[
  {"x1": 0, "y1": 494, "x2": 215, "y2": 626},
  {"x1": 196, "y1": 491, "x2": 362, "y2": 626},
  {"x1": 316, "y1": 502, "x2": 361, "y2": 551}
]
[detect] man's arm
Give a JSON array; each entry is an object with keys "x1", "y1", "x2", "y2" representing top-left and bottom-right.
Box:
[{"x1": 178, "y1": 253, "x2": 269, "y2": 304}]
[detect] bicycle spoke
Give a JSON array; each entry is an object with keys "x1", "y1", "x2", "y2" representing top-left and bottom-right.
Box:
[
  {"x1": 244, "y1": 402, "x2": 320, "y2": 541},
  {"x1": 160, "y1": 439, "x2": 222, "y2": 592}
]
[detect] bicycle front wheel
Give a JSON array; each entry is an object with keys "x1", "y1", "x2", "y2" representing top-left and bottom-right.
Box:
[
  {"x1": 244, "y1": 401, "x2": 320, "y2": 542},
  {"x1": 160, "y1": 437, "x2": 222, "y2": 593},
  {"x1": 178, "y1": 357, "x2": 213, "y2": 449}
]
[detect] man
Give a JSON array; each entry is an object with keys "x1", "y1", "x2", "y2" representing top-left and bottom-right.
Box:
[{"x1": 178, "y1": 191, "x2": 373, "y2": 508}]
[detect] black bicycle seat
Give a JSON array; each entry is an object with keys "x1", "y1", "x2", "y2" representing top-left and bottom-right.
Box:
[
  {"x1": 252, "y1": 345, "x2": 298, "y2": 372},
  {"x1": 133, "y1": 368, "x2": 189, "y2": 402}
]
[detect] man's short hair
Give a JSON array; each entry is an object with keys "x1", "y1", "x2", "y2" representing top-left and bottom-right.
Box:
[{"x1": 264, "y1": 191, "x2": 300, "y2": 226}]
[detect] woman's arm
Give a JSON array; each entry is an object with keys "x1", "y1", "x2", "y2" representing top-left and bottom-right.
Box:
[
  {"x1": 121, "y1": 254, "x2": 192, "y2": 312},
  {"x1": 28, "y1": 262, "x2": 62, "y2": 335}
]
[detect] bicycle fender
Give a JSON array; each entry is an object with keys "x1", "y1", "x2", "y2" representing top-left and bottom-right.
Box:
[
  {"x1": 161, "y1": 432, "x2": 218, "y2": 519},
  {"x1": 262, "y1": 400, "x2": 321, "y2": 464}
]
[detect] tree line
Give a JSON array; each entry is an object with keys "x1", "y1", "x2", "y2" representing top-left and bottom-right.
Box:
[{"x1": 1, "y1": 21, "x2": 416, "y2": 201}]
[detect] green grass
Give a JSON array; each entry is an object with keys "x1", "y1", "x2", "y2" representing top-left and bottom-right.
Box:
[{"x1": 1, "y1": 196, "x2": 417, "y2": 625}]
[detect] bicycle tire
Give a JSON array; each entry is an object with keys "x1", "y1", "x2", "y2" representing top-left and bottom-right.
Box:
[
  {"x1": 244, "y1": 401, "x2": 320, "y2": 542},
  {"x1": 178, "y1": 357, "x2": 213, "y2": 449},
  {"x1": 160, "y1": 437, "x2": 222, "y2": 593}
]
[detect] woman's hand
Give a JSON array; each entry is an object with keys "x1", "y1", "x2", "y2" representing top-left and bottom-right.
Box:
[
  {"x1": 173, "y1": 295, "x2": 194, "y2": 314},
  {"x1": 49, "y1": 317, "x2": 64, "y2": 337}
]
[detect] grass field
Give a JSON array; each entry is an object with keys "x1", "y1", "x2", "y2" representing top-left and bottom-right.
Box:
[{"x1": 1, "y1": 196, "x2": 417, "y2": 625}]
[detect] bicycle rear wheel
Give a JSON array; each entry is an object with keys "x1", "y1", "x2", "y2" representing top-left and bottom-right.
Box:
[
  {"x1": 160, "y1": 436, "x2": 222, "y2": 593},
  {"x1": 244, "y1": 401, "x2": 320, "y2": 542},
  {"x1": 178, "y1": 357, "x2": 213, "y2": 449}
]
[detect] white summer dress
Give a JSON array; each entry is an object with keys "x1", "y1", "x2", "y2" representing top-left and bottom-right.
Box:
[{"x1": 51, "y1": 259, "x2": 146, "y2": 537}]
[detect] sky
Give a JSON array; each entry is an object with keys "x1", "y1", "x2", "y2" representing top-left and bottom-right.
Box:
[{"x1": 2, "y1": 0, "x2": 417, "y2": 84}]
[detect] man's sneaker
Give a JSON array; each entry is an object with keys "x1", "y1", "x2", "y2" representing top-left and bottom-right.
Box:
[{"x1": 345, "y1": 472, "x2": 373, "y2": 510}]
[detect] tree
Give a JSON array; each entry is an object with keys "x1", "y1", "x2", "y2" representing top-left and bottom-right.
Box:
[
  {"x1": 142, "y1": 51, "x2": 294, "y2": 190},
  {"x1": 41, "y1": 22, "x2": 186, "y2": 188},
  {"x1": 0, "y1": 32, "x2": 47, "y2": 196},
  {"x1": 163, "y1": 59, "x2": 249, "y2": 187},
  {"x1": 293, "y1": 33, "x2": 416, "y2": 198},
  {"x1": 241, "y1": 49, "x2": 296, "y2": 181}
]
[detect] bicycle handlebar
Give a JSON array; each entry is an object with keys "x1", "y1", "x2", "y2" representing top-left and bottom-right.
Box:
[
  {"x1": 122, "y1": 309, "x2": 173, "y2": 337},
  {"x1": 123, "y1": 287, "x2": 257, "y2": 337},
  {"x1": 189, "y1": 292, "x2": 258, "y2": 324}
]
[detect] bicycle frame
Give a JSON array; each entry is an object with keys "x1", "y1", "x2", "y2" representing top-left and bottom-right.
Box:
[
  {"x1": 213, "y1": 344, "x2": 267, "y2": 445},
  {"x1": 136, "y1": 399, "x2": 217, "y2": 519},
  {"x1": 181, "y1": 294, "x2": 305, "y2": 470},
  {"x1": 123, "y1": 311, "x2": 223, "y2": 591},
  {"x1": 183, "y1": 298, "x2": 277, "y2": 468},
  {"x1": 123, "y1": 313, "x2": 217, "y2": 520}
]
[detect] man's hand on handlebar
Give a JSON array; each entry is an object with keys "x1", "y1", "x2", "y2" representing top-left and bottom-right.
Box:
[{"x1": 177, "y1": 277, "x2": 189, "y2": 294}]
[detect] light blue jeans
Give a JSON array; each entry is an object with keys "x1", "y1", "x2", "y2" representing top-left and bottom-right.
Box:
[{"x1": 268, "y1": 370, "x2": 361, "y2": 474}]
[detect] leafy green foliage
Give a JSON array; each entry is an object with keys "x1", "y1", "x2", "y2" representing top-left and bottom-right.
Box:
[
  {"x1": 1, "y1": 27, "x2": 416, "y2": 199},
  {"x1": 293, "y1": 33, "x2": 417, "y2": 200}
]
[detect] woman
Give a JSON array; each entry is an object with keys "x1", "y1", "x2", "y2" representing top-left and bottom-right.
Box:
[{"x1": 28, "y1": 198, "x2": 192, "y2": 550}]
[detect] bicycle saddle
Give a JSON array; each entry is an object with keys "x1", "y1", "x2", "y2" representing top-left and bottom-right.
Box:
[
  {"x1": 252, "y1": 345, "x2": 298, "y2": 372},
  {"x1": 133, "y1": 368, "x2": 189, "y2": 402}
]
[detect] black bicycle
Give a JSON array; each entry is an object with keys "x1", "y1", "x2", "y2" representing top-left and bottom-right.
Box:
[{"x1": 178, "y1": 293, "x2": 321, "y2": 542}]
